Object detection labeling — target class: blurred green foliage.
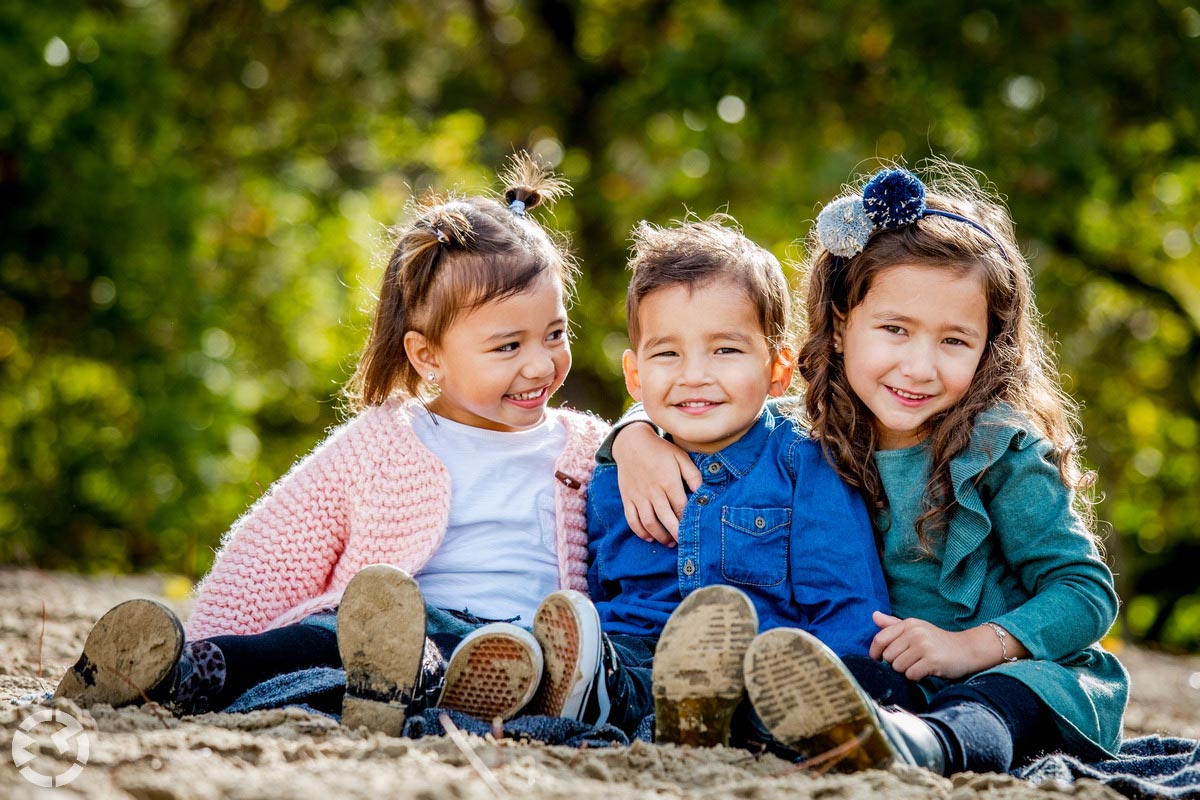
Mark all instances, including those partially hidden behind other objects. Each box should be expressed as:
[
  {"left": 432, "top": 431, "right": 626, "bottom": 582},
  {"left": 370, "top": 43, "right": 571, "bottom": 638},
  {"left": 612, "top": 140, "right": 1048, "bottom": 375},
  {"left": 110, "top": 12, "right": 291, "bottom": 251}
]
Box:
[{"left": 2, "top": 0, "right": 1199, "bottom": 649}]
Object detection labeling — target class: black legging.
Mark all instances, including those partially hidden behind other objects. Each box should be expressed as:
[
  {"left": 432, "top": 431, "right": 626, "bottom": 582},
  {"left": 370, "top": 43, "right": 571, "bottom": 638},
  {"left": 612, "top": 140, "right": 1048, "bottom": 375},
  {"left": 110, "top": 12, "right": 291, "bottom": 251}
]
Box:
[
  {"left": 207, "top": 625, "right": 342, "bottom": 711},
  {"left": 843, "top": 654, "right": 1060, "bottom": 773},
  {"left": 203, "top": 620, "right": 469, "bottom": 715}
]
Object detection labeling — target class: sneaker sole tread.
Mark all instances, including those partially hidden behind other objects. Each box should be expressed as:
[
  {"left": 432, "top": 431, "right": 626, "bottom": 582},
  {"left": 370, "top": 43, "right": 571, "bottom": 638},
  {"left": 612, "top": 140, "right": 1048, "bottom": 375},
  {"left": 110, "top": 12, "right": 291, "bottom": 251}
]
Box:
[
  {"left": 529, "top": 591, "right": 598, "bottom": 719},
  {"left": 439, "top": 633, "right": 540, "bottom": 721}
]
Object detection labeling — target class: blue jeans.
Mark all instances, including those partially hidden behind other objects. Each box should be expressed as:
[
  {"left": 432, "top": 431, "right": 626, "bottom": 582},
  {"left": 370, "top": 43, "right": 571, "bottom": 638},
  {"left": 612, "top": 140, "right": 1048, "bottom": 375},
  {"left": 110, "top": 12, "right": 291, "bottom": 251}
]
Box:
[
  {"left": 602, "top": 633, "right": 810, "bottom": 748},
  {"left": 604, "top": 634, "right": 658, "bottom": 734}
]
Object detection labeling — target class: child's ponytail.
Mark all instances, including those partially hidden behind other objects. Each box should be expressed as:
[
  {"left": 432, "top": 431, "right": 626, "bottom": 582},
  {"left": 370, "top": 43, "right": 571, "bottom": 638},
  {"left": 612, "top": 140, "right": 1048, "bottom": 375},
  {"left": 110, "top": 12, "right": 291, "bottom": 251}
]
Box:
[{"left": 500, "top": 152, "right": 571, "bottom": 216}]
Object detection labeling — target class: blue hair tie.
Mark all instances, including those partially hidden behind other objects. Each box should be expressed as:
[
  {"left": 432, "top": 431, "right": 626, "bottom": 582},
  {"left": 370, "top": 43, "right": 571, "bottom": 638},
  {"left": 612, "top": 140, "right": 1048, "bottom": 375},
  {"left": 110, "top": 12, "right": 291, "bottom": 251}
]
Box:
[
  {"left": 508, "top": 198, "right": 527, "bottom": 217},
  {"left": 816, "top": 168, "right": 1009, "bottom": 261}
]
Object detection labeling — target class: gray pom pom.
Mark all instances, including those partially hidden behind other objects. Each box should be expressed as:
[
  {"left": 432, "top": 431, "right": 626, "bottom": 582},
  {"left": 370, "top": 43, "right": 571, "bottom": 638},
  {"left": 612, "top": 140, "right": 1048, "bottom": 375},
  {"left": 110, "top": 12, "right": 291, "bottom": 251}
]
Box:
[{"left": 816, "top": 196, "right": 874, "bottom": 258}]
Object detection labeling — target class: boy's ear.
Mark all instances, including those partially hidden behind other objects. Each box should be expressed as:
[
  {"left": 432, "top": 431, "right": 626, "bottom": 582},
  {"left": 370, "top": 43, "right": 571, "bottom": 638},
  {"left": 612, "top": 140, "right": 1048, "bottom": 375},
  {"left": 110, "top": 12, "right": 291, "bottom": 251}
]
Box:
[
  {"left": 768, "top": 347, "right": 795, "bottom": 397},
  {"left": 621, "top": 349, "right": 643, "bottom": 401},
  {"left": 404, "top": 331, "right": 439, "bottom": 378}
]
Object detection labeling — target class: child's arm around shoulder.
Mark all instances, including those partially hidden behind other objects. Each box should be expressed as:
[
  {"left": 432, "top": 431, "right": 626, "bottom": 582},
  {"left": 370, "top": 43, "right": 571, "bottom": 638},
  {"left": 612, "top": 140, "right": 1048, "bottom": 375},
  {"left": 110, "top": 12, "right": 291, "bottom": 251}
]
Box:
[
  {"left": 785, "top": 425, "right": 891, "bottom": 657},
  {"left": 185, "top": 410, "right": 377, "bottom": 639},
  {"left": 600, "top": 403, "right": 702, "bottom": 546}
]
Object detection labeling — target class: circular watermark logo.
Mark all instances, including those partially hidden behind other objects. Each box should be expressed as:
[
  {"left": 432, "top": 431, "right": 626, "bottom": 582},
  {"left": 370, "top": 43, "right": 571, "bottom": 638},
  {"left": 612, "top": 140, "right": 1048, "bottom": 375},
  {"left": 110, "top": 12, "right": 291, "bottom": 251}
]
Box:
[{"left": 11, "top": 708, "right": 91, "bottom": 788}]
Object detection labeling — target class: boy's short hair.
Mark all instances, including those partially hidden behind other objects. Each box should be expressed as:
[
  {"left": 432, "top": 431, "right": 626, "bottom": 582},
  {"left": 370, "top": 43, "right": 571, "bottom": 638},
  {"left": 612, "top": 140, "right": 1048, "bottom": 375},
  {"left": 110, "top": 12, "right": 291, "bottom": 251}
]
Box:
[{"left": 625, "top": 215, "right": 791, "bottom": 351}]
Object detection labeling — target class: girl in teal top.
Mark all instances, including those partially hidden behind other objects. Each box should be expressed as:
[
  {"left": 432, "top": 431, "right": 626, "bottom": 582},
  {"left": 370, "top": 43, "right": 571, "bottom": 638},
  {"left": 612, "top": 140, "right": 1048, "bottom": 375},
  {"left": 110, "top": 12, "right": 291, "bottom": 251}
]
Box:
[{"left": 612, "top": 162, "right": 1127, "bottom": 775}]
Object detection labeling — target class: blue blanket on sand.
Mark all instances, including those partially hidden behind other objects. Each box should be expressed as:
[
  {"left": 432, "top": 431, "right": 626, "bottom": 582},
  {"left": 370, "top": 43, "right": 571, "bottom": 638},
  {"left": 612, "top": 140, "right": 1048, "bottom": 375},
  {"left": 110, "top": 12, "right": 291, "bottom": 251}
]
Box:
[
  {"left": 1015, "top": 737, "right": 1200, "bottom": 799},
  {"left": 60, "top": 666, "right": 1200, "bottom": 798},
  {"left": 222, "top": 666, "right": 655, "bottom": 747}
]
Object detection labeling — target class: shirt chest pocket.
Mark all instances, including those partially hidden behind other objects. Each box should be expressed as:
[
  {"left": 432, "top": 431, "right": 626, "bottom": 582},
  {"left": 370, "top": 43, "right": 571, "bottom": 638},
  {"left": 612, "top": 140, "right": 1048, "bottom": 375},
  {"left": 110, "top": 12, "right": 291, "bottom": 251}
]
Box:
[{"left": 720, "top": 506, "right": 790, "bottom": 587}]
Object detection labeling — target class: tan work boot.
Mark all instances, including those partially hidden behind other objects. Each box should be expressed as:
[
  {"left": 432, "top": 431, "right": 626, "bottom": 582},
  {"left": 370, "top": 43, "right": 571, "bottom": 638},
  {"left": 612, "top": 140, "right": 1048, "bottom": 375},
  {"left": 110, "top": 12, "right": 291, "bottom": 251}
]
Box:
[
  {"left": 652, "top": 585, "right": 759, "bottom": 747},
  {"left": 338, "top": 564, "right": 427, "bottom": 736},
  {"left": 54, "top": 599, "right": 184, "bottom": 709},
  {"left": 744, "top": 626, "right": 946, "bottom": 773}
]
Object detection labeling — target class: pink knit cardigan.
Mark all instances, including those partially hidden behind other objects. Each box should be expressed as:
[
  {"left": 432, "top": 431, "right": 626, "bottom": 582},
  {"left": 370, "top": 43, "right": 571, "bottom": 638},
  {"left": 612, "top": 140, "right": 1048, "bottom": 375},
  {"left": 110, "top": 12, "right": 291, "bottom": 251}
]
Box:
[{"left": 185, "top": 400, "right": 610, "bottom": 640}]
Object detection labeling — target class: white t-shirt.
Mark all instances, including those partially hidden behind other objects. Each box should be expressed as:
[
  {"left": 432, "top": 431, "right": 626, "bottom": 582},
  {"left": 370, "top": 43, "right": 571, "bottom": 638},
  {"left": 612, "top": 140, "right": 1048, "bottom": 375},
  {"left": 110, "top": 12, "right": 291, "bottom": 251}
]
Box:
[{"left": 410, "top": 408, "right": 566, "bottom": 625}]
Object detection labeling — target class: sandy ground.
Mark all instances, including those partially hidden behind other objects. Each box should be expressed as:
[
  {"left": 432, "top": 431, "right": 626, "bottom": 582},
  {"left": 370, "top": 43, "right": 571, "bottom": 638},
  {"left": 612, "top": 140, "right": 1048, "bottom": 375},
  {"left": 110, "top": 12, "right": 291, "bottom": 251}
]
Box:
[{"left": 2, "top": 568, "right": 1198, "bottom": 799}]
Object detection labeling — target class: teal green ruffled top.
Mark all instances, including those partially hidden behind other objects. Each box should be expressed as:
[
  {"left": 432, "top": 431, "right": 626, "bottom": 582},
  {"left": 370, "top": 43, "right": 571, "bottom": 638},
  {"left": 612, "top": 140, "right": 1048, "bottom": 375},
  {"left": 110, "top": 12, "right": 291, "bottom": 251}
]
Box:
[{"left": 874, "top": 404, "right": 1128, "bottom": 759}]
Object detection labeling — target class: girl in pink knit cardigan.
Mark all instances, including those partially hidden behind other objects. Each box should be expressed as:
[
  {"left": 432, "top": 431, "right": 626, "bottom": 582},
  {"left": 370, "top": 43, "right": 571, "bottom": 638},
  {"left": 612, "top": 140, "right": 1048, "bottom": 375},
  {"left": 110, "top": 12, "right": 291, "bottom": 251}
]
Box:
[{"left": 56, "top": 155, "right": 613, "bottom": 735}]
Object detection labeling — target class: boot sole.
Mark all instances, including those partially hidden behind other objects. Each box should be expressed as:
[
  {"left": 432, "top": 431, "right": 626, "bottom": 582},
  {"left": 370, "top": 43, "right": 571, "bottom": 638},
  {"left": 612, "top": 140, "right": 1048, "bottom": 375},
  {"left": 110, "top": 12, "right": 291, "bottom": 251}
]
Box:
[
  {"left": 652, "top": 585, "right": 758, "bottom": 747},
  {"left": 54, "top": 599, "right": 184, "bottom": 708},
  {"left": 743, "top": 627, "right": 898, "bottom": 770},
  {"left": 337, "top": 565, "right": 425, "bottom": 736},
  {"left": 438, "top": 624, "right": 541, "bottom": 721}
]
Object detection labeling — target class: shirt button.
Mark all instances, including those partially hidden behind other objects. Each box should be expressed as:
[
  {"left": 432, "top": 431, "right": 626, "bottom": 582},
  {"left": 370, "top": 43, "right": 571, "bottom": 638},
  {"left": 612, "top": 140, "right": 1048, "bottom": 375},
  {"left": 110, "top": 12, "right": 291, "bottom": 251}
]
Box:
[
  {"left": 696, "top": 496, "right": 709, "bottom": 506},
  {"left": 683, "top": 559, "right": 696, "bottom": 576},
  {"left": 755, "top": 517, "right": 766, "bottom": 529},
  {"left": 707, "top": 462, "right": 721, "bottom": 474}
]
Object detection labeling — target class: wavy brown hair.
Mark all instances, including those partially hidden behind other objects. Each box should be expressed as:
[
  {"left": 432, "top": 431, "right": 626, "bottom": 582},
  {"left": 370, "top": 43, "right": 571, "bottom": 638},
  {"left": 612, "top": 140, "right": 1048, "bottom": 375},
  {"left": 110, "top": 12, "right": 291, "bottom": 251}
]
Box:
[
  {"left": 345, "top": 153, "right": 574, "bottom": 411},
  {"left": 797, "top": 160, "right": 1095, "bottom": 553}
]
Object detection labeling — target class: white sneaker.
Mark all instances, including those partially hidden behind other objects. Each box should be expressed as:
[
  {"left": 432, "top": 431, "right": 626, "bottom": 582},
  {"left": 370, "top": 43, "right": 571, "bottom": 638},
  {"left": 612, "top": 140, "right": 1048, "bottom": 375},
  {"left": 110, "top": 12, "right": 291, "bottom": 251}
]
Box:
[
  {"left": 437, "top": 623, "right": 543, "bottom": 722},
  {"left": 528, "top": 590, "right": 610, "bottom": 725}
]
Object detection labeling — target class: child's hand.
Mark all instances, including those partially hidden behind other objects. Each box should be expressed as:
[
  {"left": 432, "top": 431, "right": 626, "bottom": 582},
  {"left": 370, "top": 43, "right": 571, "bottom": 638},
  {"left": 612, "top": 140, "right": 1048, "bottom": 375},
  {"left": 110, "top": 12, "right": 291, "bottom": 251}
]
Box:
[
  {"left": 611, "top": 422, "right": 701, "bottom": 546},
  {"left": 869, "top": 611, "right": 1012, "bottom": 681}
]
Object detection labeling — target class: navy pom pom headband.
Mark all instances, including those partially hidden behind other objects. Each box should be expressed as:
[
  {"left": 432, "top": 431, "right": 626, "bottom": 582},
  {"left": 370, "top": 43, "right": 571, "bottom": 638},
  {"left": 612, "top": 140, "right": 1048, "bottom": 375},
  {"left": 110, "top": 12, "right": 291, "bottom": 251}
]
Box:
[{"left": 816, "top": 168, "right": 1009, "bottom": 261}]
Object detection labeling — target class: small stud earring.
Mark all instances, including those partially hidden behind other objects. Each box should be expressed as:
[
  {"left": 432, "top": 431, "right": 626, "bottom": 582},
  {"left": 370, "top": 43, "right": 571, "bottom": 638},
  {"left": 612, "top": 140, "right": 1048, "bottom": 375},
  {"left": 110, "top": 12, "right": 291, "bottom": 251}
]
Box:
[{"left": 427, "top": 372, "right": 436, "bottom": 383}]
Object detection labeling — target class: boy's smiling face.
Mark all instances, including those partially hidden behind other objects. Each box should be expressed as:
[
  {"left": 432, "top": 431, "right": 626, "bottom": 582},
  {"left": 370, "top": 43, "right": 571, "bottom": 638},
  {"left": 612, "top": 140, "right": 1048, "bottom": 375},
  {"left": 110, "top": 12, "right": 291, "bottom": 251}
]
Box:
[{"left": 622, "top": 278, "right": 793, "bottom": 454}]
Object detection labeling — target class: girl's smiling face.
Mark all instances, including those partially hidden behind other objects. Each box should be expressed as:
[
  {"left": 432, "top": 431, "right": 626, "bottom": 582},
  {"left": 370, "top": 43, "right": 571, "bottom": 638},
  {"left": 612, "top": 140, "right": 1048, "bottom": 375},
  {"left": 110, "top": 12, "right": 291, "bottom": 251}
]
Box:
[
  {"left": 836, "top": 263, "right": 989, "bottom": 450},
  {"left": 412, "top": 274, "right": 571, "bottom": 432}
]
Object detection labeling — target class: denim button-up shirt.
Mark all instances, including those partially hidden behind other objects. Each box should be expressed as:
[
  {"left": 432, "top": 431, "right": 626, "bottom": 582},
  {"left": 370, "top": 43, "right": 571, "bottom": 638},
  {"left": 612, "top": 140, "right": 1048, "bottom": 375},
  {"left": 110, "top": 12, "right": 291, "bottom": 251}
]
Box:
[{"left": 587, "top": 408, "right": 889, "bottom": 656}]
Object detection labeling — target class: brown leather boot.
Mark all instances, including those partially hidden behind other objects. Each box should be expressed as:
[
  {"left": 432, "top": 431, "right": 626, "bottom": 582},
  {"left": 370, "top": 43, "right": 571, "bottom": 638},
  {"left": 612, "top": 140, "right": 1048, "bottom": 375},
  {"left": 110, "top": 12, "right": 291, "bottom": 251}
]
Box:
[
  {"left": 54, "top": 599, "right": 184, "bottom": 709},
  {"left": 744, "top": 626, "right": 946, "bottom": 774}
]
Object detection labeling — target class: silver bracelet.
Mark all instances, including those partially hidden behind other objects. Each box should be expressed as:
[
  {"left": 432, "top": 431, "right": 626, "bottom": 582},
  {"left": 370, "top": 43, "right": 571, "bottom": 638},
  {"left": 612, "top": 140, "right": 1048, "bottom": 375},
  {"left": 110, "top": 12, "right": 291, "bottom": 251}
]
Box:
[{"left": 984, "top": 622, "right": 1019, "bottom": 663}]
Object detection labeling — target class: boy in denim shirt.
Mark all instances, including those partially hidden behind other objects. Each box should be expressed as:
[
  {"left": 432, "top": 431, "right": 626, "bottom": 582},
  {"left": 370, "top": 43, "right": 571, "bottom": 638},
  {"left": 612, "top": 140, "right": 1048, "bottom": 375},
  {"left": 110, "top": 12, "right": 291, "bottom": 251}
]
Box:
[{"left": 585, "top": 217, "right": 889, "bottom": 746}]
